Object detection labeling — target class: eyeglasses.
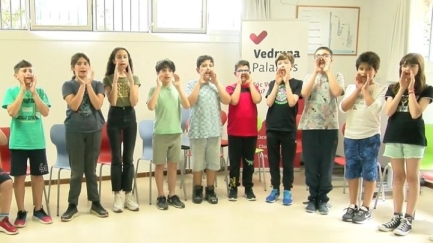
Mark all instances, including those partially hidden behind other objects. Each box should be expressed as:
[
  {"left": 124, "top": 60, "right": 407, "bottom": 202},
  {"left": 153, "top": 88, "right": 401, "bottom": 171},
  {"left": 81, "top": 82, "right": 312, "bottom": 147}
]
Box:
[
  {"left": 236, "top": 69, "right": 250, "bottom": 73},
  {"left": 314, "top": 54, "right": 330, "bottom": 59}
]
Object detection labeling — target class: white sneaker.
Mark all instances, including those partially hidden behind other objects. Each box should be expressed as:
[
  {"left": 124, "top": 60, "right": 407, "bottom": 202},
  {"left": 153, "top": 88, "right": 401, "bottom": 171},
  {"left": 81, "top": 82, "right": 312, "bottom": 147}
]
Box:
[
  {"left": 124, "top": 193, "right": 139, "bottom": 211},
  {"left": 112, "top": 193, "right": 123, "bottom": 213}
]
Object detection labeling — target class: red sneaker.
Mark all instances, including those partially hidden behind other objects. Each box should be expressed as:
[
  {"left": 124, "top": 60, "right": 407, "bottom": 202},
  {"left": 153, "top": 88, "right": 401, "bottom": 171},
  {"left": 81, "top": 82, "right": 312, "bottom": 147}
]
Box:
[{"left": 0, "top": 217, "right": 18, "bottom": 235}]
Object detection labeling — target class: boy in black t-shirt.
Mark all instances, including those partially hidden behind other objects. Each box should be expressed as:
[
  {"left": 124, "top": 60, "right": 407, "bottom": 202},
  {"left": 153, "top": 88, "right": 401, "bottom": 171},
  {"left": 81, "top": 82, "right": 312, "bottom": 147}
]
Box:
[
  {"left": 264, "top": 52, "right": 302, "bottom": 206},
  {"left": 378, "top": 53, "right": 433, "bottom": 237}
]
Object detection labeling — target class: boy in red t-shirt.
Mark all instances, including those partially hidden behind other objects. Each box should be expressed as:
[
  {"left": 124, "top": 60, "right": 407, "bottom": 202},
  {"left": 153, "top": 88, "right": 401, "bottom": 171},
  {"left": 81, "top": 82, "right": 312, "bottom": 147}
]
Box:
[{"left": 226, "top": 60, "right": 262, "bottom": 201}]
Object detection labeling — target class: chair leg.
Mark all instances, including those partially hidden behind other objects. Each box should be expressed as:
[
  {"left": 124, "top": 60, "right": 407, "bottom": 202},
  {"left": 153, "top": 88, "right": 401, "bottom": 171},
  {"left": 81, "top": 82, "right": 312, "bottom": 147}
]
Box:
[
  {"left": 47, "top": 166, "right": 54, "bottom": 208},
  {"left": 224, "top": 155, "right": 229, "bottom": 196},
  {"left": 149, "top": 161, "right": 152, "bottom": 205},
  {"left": 56, "top": 168, "right": 62, "bottom": 217},
  {"left": 180, "top": 149, "right": 187, "bottom": 189},
  {"left": 374, "top": 163, "right": 384, "bottom": 209},
  {"left": 134, "top": 159, "right": 141, "bottom": 204},
  {"left": 180, "top": 156, "right": 187, "bottom": 201}
]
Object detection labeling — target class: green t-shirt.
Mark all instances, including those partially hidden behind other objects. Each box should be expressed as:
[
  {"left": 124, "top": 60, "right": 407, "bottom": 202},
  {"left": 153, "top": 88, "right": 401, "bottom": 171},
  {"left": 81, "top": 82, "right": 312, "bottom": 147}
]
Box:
[
  {"left": 2, "top": 86, "right": 51, "bottom": 149},
  {"left": 103, "top": 75, "right": 141, "bottom": 107},
  {"left": 148, "top": 85, "right": 182, "bottom": 134}
]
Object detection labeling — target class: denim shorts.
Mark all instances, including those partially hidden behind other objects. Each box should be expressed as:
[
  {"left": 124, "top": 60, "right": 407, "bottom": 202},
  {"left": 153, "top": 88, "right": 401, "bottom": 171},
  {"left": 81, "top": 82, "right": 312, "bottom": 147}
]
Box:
[
  {"left": 344, "top": 134, "right": 381, "bottom": 181},
  {"left": 383, "top": 143, "right": 425, "bottom": 159}
]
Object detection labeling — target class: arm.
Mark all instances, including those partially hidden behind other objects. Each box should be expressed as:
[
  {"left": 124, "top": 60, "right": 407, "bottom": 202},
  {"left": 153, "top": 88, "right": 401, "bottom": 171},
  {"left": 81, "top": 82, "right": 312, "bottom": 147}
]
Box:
[
  {"left": 326, "top": 71, "right": 344, "bottom": 97},
  {"left": 230, "top": 84, "right": 242, "bottom": 105},
  {"left": 266, "top": 82, "right": 277, "bottom": 107},
  {"left": 187, "top": 82, "right": 201, "bottom": 107},
  {"left": 365, "top": 86, "right": 387, "bottom": 114},
  {"left": 105, "top": 76, "right": 118, "bottom": 106},
  {"left": 285, "top": 83, "right": 299, "bottom": 107},
  {"left": 0, "top": 130, "right": 7, "bottom": 146},
  {"left": 215, "top": 82, "right": 231, "bottom": 105},
  {"left": 147, "top": 87, "right": 160, "bottom": 111},
  {"left": 32, "top": 92, "right": 50, "bottom": 117},
  {"left": 176, "top": 86, "right": 190, "bottom": 109},
  {"left": 301, "top": 73, "right": 318, "bottom": 99},
  {"left": 64, "top": 83, "right": 86, "bottom": 111},
  {"left": 408, "top": 94, "right": 431, "bottom": 119},
  {"left": 385, "top": 88, "right": 404, "bottom": 117},
  {"left": 249, "top": 83, "right": 262, "bottom": 104},
  {"left": 129, "top": 76, "right": 139, "bottom": 107},
  {"left": 340, "top": 85, "right": 359, "bottom": 112},
  {"left": 86, "top": 83, "right": 104, "bottom": 110},
  {"left": 6, "top": 89, "right": 25, "bottom": 117}
]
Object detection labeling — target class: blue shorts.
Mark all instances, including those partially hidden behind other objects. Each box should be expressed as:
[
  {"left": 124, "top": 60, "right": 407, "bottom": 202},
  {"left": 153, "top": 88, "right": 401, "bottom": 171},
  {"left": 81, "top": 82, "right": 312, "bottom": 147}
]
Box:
[{"left": 344, "top": 134, "right": 381, "bottom": 181}]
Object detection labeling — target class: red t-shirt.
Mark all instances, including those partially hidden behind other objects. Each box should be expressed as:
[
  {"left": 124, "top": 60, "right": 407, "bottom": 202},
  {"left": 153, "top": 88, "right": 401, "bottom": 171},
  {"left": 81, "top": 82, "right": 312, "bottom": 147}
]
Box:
[{"left": 226, "top": 83, "right": 259, "bottom": 136}]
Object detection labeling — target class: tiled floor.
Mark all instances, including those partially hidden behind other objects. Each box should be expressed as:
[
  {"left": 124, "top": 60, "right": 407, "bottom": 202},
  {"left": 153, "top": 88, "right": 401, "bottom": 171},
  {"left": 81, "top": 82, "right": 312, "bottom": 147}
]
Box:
[{"left": 1, "top": 170, "right": 433, "bottom": 243}]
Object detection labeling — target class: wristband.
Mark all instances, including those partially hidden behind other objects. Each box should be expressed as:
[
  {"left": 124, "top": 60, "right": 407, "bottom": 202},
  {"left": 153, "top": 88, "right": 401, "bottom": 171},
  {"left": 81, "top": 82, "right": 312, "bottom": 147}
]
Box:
[{"left": 408, "top": 90, "right": 414, "bottom": 94}]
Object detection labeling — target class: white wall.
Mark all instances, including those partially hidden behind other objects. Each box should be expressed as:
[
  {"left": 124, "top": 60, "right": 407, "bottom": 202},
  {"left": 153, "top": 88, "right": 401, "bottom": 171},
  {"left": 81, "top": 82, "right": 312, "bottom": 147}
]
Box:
[
  {"left": 0, "top": 31, "right": 240, "bottom": 178},
  {"left": 0, "top": 0, "right": 417, "bottom": 178}
]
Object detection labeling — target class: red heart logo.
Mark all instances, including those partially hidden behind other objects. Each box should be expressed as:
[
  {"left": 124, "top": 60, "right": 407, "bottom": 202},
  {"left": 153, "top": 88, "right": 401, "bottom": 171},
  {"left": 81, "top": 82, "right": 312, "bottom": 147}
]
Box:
[{"left": 250, "top": 31, "right": 268, "bottom": 45}]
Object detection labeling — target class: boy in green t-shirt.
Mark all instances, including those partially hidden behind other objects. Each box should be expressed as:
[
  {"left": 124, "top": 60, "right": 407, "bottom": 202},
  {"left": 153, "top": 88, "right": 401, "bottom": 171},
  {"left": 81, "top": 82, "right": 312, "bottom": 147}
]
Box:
[
  {"left": 2, "top": 60, "right": 52, "bottom": 227},
  {"left": 147, "top": 59, "right": 190, "bottom": 210}
]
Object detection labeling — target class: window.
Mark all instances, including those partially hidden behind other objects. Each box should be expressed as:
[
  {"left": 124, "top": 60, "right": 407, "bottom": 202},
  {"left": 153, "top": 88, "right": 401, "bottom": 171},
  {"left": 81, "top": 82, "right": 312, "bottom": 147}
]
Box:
[
  {"left": 152, "top": 0, "right": 206, "bottom": 33},
  {"left": 207, "top": 0, "right": 241, "bottom": 32},
  {"left": 0, "top": 0, "right": 27, "bottom": 29},
  {"left": 30, "top": 0, "right": 92, "bottom": 30},
  {"left": 409, "top": 0, "right": 433, "bottom": 60},
  {"left": 94, "top": 0, "right": 149, "bottom": 32}
]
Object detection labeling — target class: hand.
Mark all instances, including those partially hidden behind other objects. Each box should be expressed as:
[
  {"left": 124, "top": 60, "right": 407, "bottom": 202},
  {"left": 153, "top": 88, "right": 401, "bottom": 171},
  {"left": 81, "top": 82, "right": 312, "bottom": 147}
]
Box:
[
  {"left": 199, "top": 69, "right": 207, "bottom": 85},
  {"left": 156, "top": 76, "right": 162, "bottom": 87},
  {"left": 86, "top": 70, "right": 95, "bottom": 85},
  {"left": 399, "top": 71, "right": 410, "bottom": 91},
  {"left": 30, "top": 75, "right": 37, "bottom": 94},
  {"left": 314, "top": 58, "right": 324, "bottom": 73},
  {"left": 19, "top": 78, "right": 26, "bottom": 91},
  {"left": 209, "top": 70, "right": 217, "bottom": 84},
  {"left": 408, "top": 70, "right": 415, "bottom": 90},
  {"left": 126, "top": 64, "right": 134, "bottom": 82},
  {"left": 323, "top": 59, "right": 331, "bottom": 72},
  {"left": 236, "top": 73, "right": 243, "bottom": 85},
  {"left": 246, "top": 75, "right": 253, "bottom": 85},
  {"left": 275, "top": 69, "right": 284, "bottom": 84},
  {"left": 361, "top": 80, "right": 369, "bottom": 94},
  {"left": 173, "top": 73, "right": 180, "bottom": 87},
  {"left": 113, "top": 63, "right": 119, "bottom": 83}
]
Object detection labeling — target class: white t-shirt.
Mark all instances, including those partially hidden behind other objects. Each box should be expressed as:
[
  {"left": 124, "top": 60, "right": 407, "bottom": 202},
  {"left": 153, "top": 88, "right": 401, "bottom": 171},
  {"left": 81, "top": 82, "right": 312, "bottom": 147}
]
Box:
[{"left": 339, "top": 82, "right": 387, "bottom": 139}]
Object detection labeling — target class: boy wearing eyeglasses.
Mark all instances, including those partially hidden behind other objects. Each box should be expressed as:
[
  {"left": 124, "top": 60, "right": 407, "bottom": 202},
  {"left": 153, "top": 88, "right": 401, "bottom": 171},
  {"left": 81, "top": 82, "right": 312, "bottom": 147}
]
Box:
[
  {"left": 226, "top": 60, "right": 262, "bottom": 201},
  {"left": 299, "top": 46, "right": 345, "bottom": 215},
  {"left": 264, "top": 52, "right": 303, "bottom": 206}
]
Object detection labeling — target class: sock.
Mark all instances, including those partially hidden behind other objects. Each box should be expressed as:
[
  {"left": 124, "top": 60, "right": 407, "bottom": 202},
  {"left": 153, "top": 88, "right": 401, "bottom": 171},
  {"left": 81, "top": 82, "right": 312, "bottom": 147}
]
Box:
[
  {"left": 394, "top": 212, "right": 403, "bottom": 217},
  {"left": 0, "top": 213, "right": 8, "bottom": 220},
  {"left": 349, "top": 204, "right": 357, "bottom": 209},
  {"left": 404, "top": 213, "right": 413, "bottom": 219},
  {"left": 361, "top": 205, "right": 369, "bottom": 211}
]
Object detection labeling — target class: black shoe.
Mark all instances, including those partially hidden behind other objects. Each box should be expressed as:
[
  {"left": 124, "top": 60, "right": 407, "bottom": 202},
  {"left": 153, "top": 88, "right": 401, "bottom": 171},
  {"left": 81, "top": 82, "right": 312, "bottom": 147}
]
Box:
[
  {"left": 245, "top": 188, "right": 256, "bottom": 201},
  {"left": 192, "top": 185, "right": 204, "bottom": 204},
  {"left": 353, "top": 206, "right": 371, "bottom": 224},
  {"left": 342, "top": 205, "right": 357, "bottom": 222},
  {"left": 205, "top": 186, "right": 218, "bottom": 204},
  {"left": 305, "top": 200, "right": 317, "bottom": 213},
  {"left": 167, "top": 195, "right": 185, "bottom": 209},
  {"left": 61, "top": 204, "right": 79, "bottom": 222},
  {"left": 393, "top": 217, "right": 412, "bottom": 236},
  {"left": 228, "top": 188, "right": 238, "bottom": 201},
  {"left": 318, "top": 201, "right": 329, "bottom": 215},
  {"left": 156, "top": 196, "right": 169, "bottom": 210},
  {"left": 90, "top": 201, "right": 109, "bottom": 218}
]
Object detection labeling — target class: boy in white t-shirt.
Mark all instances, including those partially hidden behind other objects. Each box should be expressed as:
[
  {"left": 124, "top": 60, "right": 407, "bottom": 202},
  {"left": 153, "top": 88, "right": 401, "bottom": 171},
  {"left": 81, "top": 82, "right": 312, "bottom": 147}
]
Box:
[{"left": 339, "top": 51, "right": 387, "bottom": 224}]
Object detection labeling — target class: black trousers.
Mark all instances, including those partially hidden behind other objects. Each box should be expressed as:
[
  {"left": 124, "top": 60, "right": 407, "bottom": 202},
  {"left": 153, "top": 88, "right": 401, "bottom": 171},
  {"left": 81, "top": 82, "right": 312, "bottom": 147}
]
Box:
[
  {"left": 302, "top": 129, "right": 338, "bottom": 203},
  {"left": 107, "top": 106, "right": 137, "bottom": 192},
  {"left": 228, "top": 135, "right": 257, "bottom": 189},
  {"left": 266, "top": 130, "right": 296, "bottom": 190}
]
